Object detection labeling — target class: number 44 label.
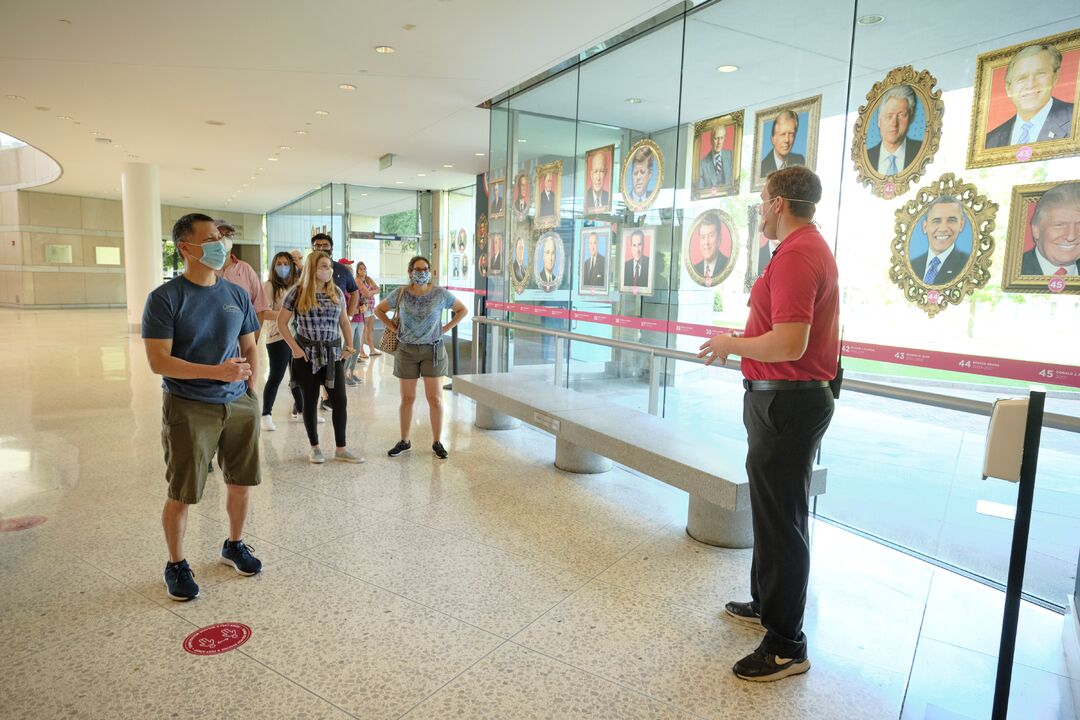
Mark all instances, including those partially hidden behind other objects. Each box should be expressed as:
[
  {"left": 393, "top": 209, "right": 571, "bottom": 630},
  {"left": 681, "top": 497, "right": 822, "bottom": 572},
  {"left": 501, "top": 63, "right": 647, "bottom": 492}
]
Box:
[{"left": 958, "top": 360, "right": 972, "bottom": 369}]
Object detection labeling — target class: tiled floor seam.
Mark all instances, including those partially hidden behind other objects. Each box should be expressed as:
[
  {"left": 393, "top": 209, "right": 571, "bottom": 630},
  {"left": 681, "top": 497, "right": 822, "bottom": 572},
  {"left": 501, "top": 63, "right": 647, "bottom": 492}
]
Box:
[
  {"left": 898, "top": 584, "right": 933, "bottom": 719},
  {"left": 392, "top": 638, "right": 512, "bottom": 719}
]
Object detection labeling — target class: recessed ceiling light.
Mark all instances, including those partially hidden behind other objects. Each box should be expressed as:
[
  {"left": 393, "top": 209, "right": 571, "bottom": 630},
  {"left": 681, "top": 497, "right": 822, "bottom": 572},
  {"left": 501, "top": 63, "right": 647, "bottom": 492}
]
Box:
[
  {"left": 716, "top": 65, "right": 738, "bottom": 73},
  {"left": 336, "top": 202, "right": 343, "bottom": 206},
  {"left": 295, "top": 130, "right": 308, "bottom": 135},
  {"left": 395, "top": 180, "right": 404, "bottom": 184},
  {"left": 442, "top": 164, "right": 453, "bottom": 168},
  {"left": 204, "top": 119, "right": 226, "bottom": 126},
  {"left": 257, "top": 167, "right": 264, "bottom": 171},
  {"left": 89, "top": 130, "right": 103, "bottom": 136},
  {"left": 338, "top": 83, "right": 357, "bottom": 91},
  {"left": 417, "top": 173, "right": 426, "bottom": 177},
  {"left": 374, "top": 45, "right": 395, "bottom": 54},
  {"left": 625, "top": 97, "right": 643, "bottom": 104},
  {"left": 314, "top": 110, "right": 329, "bottom": 116},
  {"left": 857, "top": 14, "right": 885, "bottom": 25},
  {"left": 360, "top": 192, "right": 368, "bottom": 196},
  {"left": 474, "top": 152, "right": 485, "bottom": 157},
  {"left": 5, "top": 95, "right": 25, "bottom": 100},
  {"left": 192, "top": 167, "right": 205, "bottom": 171},
  {"left": 56, "top": 115, "right": 72, "bottom": 120},
  {"left": 34, "top": 106, "right": 50, "bottom": 111},
  {"left": 279, "top": 145, "right": 291, "bottom": 150},
  {"left": 249, "top": 175, "right": 256, "bottom": 180},
  {"left": 267, "top": 157, "right": 278, "bottom": 161}
]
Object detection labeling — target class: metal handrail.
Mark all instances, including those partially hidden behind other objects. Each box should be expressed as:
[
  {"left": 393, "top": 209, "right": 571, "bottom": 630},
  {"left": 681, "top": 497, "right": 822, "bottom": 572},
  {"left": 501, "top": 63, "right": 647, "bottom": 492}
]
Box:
[{"left": 470, "top": 315, "right": 1080, "bottom": 433}]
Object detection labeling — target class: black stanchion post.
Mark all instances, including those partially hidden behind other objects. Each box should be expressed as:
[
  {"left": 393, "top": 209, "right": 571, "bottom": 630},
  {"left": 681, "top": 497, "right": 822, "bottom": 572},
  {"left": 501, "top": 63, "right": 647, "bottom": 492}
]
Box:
[{"left": 991, "top": 390, "right": 1045, "bottom": 720}]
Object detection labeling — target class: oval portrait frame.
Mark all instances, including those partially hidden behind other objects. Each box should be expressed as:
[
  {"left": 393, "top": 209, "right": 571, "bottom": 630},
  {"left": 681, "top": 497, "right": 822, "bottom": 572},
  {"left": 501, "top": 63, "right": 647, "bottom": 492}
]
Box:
[
  {"left": 621, "top": 138, "right": 664, "bottom": 214},
  {"left": 889, "top": 172, "right": 998, "bottom": 318},
  {"left": 851, "top": 66, "right": 944, "bottom": 200},
  {"left": 683, "top": 208, "right": 740, "bottom": 289},
  {"left": 532, "top": 231, "right": 566, "bottom": 293}
]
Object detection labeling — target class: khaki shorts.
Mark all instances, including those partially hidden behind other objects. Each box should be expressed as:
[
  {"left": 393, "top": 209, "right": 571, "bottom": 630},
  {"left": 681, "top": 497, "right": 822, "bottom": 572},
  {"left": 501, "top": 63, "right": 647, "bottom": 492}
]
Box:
[
  {"left": 393, "top": 342, "right": 449, "bottom": 379},
  {"left": 161, "top": 391, "right": 261, "bottom": 504}
]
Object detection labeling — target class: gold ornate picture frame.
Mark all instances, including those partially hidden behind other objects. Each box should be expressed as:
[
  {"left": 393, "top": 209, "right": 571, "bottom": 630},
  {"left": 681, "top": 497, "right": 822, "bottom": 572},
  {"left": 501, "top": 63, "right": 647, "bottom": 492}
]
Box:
[
  {"left": 968, "top": 29, "right": 1080, "bottom": 169},
  {"left": 750, "top": 95, "right": 821, "bottom": 192},
  {"left": 683, "top": 209, "right": 739, "bottom": 289},
  {"left": 851, "top": 66, "right": 943, "bottom": 200},
  {"left": 510, "top": 227, "right": 532, "bottom": 294},
  {"left": 583, "top": 145, "right": 615, "bottom": 216},
  {"left": 534, "top": 161, "right": 562, "bottom": 230},
  {"left": 488, "top": 178, "right": 506, "bottom": 220},
  {"left": 691, "top": 113, "right": 743, "bottom": 201},
  {"left": 889, "top": 173, "right": 998, "bottom": 318},
  {"left": 620, "top": 139, "right": 664, "bottom": 214},
  {"left": 511, "top": 170, "right": 532, "bottom": 221},
  {"left": 1002, "top": 181, "right": 1080, "bottom": 295},
  {"left": 533, "top": 231, "right": 566, "bottom": 293}
]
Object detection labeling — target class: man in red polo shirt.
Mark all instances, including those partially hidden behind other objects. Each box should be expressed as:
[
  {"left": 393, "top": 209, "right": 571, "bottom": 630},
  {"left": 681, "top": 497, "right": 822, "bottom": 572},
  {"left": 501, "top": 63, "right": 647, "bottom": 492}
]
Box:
[{"left": 698, "top": 165, "right": 839, "bottom": 682}]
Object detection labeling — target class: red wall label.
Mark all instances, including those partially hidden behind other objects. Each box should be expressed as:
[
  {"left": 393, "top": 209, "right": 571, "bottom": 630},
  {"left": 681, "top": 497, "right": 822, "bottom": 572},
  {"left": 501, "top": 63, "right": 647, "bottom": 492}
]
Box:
[{"left": 183, "top": 623, "right": 252, "bottom": 656}]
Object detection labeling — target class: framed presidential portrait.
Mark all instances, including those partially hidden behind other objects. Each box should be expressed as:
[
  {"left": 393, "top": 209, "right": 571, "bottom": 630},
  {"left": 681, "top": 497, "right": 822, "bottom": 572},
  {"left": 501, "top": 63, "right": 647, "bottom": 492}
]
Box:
[
  {"left": 510, "top": 231, "right": 532, "bottom": 294},
  {"left": 621, "top": 139, "right": 664, "bottom": 214},
  {"left": 511, "top": 171, "right": 532, "bottom": 221},
  {"left": 851, "top": 66, "right": 943, "bottom": 200},
  {"left": 1001, "top": 181, "right": 1080, "bottom": 295},
  {"left": 968, "top": 29, "right": 1080, "bottom": 169},
  {"left": 533, "top": 231, "right": 566, "bottom": 293},
  {"left": 618, "top": 226, "right": 656, "bottom": 295},
  {"left": 578, "top": 226, "right": 612, "bottom": 296},
  {"left": 750, "top": 95, "right": 821, "bottom": 193},
  {"left": 535, "top": 161, "right": 563, "bottom": 230},
  {"left": 691, "top": 112, "right": 743, "bottom": 201},
  {"left": 583, "top": 145, "right": 615, "bottom": 216},
  {"left": 487, "top": 231, "right": 506, "bottom": 278},
  {"left": 744, "top": 203, "right": 773, "bottom": 290},
  {"left": 683, "top": 209, "right": 739, "bottom": 289},
  {"left": 889, "top": 173, "right": 998, "bottom": 318},
  {"left": 478, "top": 253, "right": 488, "bottom": 279},
  {"left": 488, "top": 178, "right": 506, "bottom": 220}
]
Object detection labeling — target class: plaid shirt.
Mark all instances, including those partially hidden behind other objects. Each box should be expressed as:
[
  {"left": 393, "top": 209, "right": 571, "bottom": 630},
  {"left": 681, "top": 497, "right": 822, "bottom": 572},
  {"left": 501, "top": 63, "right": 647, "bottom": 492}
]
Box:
[{"left": 283, "top": 286, "right": 345, "bottom": 375}]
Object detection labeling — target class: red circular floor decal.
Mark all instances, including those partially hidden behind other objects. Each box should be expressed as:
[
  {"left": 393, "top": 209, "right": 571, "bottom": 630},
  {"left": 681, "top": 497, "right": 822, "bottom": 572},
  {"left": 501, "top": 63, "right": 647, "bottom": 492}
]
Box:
[
  {"left": 183, "top": 623, "right": 251, "bottom": 656},
  {"left": 0, "top": 515, "right": 47, "bottom": 532}
]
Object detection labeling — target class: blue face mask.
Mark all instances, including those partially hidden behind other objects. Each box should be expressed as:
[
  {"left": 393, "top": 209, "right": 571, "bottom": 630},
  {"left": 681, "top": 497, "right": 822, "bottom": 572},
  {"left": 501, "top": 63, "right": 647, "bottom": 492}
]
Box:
[
  {"left": 196, "top": 240, "right": 227, "bottom": 270},
  {"left": 274, "top": 264, "right": 292, "bottom": 279},
  {"left": 410, "top": 269, "right": 431, "bottom": 285}
]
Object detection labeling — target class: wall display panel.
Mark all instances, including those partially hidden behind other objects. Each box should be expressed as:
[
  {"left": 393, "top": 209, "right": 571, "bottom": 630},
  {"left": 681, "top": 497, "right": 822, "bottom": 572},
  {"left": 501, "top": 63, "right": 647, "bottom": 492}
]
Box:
[
  {"left": 1001, "top": 180, "right": 1080, "bottom": 294},
  {"left": 968, "top": 28, "right": 1080, "bottom": 169},
  {"left": 850, "top": 67, "right": 944, "bottom": 199}
]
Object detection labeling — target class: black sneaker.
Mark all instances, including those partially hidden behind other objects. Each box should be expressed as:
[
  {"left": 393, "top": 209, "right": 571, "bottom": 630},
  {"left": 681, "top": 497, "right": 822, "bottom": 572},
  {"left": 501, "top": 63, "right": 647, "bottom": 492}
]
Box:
[
  {"left": 220, "top": 539, "right": 262, "bottom": 576},
  {"left": 388, "top": 440, "right": 412, "bottom": 457},
  {"left": 733, "top": 649, "right": 810, "bottom": 682},
  {"left": 724, "top": 600, "right": 764, "bottom": 629},
  {"left": 432, "top": 442, "right": 448, "bottom": 459},
  {"left": 320, "top": 399, "right": 332, "bottom": 412},
  {"left": 164, "top": 559, "right": 199, "bottom": 601},
  {"left": 208, "top": 461, "right": 215, "bottom": 473}
]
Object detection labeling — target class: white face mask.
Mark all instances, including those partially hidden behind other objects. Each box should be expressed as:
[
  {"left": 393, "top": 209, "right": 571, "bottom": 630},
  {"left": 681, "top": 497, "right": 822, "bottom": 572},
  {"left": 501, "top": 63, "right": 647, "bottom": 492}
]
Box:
[
  {"left": 221, "top": 235, "right": 234, "bottom": 253},
  {"left": 315, "top": 268, "right": 333, "bottom": 283}
]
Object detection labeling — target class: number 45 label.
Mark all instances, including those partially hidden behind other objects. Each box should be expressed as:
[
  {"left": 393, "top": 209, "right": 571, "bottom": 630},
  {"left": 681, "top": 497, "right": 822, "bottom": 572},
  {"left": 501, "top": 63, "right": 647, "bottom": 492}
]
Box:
[{"left": 1039, "top": 369, "right": 1055, "bottom": 379}]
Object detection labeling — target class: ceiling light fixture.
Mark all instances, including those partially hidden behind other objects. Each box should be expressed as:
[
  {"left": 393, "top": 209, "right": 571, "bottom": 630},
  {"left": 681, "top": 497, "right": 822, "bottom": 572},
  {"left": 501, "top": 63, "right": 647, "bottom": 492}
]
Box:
[
  {"left": 474, "top": 152, "right": 485, "bottom": 157},
  {"left": 279, "top": 145, "right": 291, "bottom": 150},
  {"left": 89, "top": 130, "right": 103, "bottom": 135},
  {"left": 716, "top": 65, "right": 738, "bottom": 73},
  {"left": 417, "top": 173, "right": 426, "bottom": 177},
  {"left": 268, "top": 157, "right": 279, "bottom": 161},
  {"left": 6, "top": 95, "right": 25, "bottom": 100},
  {"left": 857, "top": 14, "right": 885, "bottom": 25},
  {"left": 257, "top": 167, "right": 264, "bottom": 171},
  {"left": 338, "top": 83, "right": 357, "bottom": 91},
  {"left": 374, "top": 45, "right": 395, "bottom": 54},
  {"left": 442, "top": 164, "right": 453, "bottom": 168},
  {"left": 314, "top": 110, "right": 329, "bottom": 116},
  {"left": 395, "top": 180, "right": 404, "bottom": 184},
  {"left": 295, "top": 130, "right": 308, "bottom": 135},
  {"left": 360, "top": 193, "right": 368, "bottom": 196},
  {"left": 56, "top": 115, "right": 72, "bottom": 120},
  {"left": 625, "top": 97, "right": 643, "bottom": 104}
]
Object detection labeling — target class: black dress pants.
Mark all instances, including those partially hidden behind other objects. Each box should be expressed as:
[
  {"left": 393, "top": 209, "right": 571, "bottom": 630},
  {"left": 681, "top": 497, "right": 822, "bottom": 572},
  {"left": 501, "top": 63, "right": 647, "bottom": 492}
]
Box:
[{"left": 742, "top": 387, "right": 834, "bottom": 658}]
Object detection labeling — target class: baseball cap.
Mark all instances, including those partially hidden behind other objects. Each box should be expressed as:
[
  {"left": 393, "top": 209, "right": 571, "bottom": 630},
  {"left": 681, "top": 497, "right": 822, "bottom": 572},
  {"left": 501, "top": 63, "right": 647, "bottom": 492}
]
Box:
[{"left": 338, "top": 257, "right": 353, "bottom": 265}]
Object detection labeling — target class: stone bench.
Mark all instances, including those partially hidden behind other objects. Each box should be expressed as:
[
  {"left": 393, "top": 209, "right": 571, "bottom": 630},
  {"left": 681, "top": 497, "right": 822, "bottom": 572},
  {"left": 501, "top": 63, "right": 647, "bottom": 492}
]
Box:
[{"left": 452, "top": 372, "right": 827, "bottom": 549}]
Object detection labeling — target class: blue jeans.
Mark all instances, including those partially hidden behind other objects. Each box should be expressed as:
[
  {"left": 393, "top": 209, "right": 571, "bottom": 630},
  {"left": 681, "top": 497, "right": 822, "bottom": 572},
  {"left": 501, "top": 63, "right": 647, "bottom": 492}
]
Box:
[{"left": 343, "top": 321, "right": 364, "bottom": 374}]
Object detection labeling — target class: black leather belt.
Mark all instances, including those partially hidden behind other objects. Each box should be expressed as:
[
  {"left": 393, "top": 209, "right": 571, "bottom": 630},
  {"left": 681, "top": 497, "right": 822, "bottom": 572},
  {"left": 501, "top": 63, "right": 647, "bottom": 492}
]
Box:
[{"left": 743, "top": 379, "right": 831, "bottom": 391}]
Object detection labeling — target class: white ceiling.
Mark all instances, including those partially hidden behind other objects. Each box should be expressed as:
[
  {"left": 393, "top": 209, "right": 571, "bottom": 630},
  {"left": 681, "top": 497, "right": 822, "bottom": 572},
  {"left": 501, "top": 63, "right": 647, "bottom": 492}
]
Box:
[{"left": 0, "top": 0, "right": 684, "bottom": 213}]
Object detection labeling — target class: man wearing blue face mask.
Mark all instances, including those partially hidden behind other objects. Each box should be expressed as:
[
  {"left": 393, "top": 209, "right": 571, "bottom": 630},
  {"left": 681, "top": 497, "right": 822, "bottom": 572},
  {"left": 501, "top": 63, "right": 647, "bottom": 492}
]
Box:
[{"left": 142, "top": 213, "right": 264, "bottom": 602}]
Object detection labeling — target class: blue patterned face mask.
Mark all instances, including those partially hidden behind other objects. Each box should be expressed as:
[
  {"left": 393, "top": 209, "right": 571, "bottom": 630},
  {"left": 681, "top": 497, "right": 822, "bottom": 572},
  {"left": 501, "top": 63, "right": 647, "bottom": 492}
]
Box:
[
  {"left": 410, "top": 270, "right": 431, "bottom": 285},
  {"left": 274, "top": 264, "right": 292, "bottom": 279}
]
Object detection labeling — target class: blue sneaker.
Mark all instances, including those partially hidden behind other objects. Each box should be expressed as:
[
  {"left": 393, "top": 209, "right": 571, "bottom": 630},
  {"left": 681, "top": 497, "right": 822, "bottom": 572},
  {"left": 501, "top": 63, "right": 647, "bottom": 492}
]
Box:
[
  {"left": 164, "top": 559, "right": 200, "bottom": 601},
  {"left": 221, "top": 539, "right": 262, "bottom": 576}
]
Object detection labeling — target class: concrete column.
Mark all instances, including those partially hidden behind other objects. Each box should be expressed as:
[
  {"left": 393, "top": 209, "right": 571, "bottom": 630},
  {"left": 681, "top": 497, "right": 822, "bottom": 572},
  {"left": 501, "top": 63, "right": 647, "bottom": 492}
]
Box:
[
  {"left": 121, "top": 163, "right": 162, "bottom": 330},
  {"left": 686, "top": 494, "right": 754, "bottom": 548},
  {"left": 554, "top": 438, "right": 612, "bottom": 474}
]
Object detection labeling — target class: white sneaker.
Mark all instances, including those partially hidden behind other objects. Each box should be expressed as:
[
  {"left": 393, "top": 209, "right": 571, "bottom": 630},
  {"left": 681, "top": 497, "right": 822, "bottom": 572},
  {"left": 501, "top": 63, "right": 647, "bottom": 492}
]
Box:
[
  {"left": 260, "top": 415, "right": 276, "bottom": 432},
  {"left": 334, "top": 449, "right": 366, "bottom": 464},
  {"left": 291, "top": 412, "right": 325, "bottom": 424},
  {"left": 309, "top": 447, "right": 325, "bottom": 464}
]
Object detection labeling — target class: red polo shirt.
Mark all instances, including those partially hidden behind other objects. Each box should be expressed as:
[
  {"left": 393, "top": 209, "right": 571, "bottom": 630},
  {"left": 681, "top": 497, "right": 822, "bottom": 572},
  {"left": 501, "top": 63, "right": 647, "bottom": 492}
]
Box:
[{"left": 741, "top": 224, "right": 839, "bottom": 381}]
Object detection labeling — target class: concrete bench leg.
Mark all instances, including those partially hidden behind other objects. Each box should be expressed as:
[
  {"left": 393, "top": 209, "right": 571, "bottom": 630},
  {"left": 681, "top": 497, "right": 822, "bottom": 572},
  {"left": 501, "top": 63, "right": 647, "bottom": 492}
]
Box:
[
  {"left": 686, "top": 494, "right": 753, "bottom": 548},
  {"left": 555, "top": 438, "right": 612, "bottom": 474},
  {"left": 474, "top": 404, "right": 520, "bottom": 430}
]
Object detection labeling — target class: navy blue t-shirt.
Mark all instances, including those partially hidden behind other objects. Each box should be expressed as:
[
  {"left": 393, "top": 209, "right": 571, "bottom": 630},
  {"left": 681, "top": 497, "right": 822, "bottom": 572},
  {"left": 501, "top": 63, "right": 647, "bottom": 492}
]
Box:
[
  {"left": 141, "top": 275, "right": 260, "bottom": 404},
  {"left": 332, "top": 260, "right": 359, "bottom": 297}
]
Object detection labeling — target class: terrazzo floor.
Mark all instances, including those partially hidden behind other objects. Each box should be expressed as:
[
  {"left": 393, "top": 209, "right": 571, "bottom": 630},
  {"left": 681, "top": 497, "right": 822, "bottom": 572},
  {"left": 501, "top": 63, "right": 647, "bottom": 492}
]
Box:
[{"left": 0, "top": 308, "right": 1072, "bottom": 719}]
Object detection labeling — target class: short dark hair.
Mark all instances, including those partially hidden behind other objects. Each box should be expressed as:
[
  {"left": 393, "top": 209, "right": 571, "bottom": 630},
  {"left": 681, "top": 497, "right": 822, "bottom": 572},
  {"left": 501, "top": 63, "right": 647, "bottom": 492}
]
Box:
[
  {"left": 766, "top": 167, "right": 822, "bottom": 219},
  {"left": 408, "top": 255, "right": 432, "bottom": 272},
  {"left": 172, "top": 213, "right": 216, "bottom": 244},
  {"left": 925, "top": 194, "right": 964, "bottom": 216},
  {"left": 311, "top": 233, "right": 333, "bottom": 248}
]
